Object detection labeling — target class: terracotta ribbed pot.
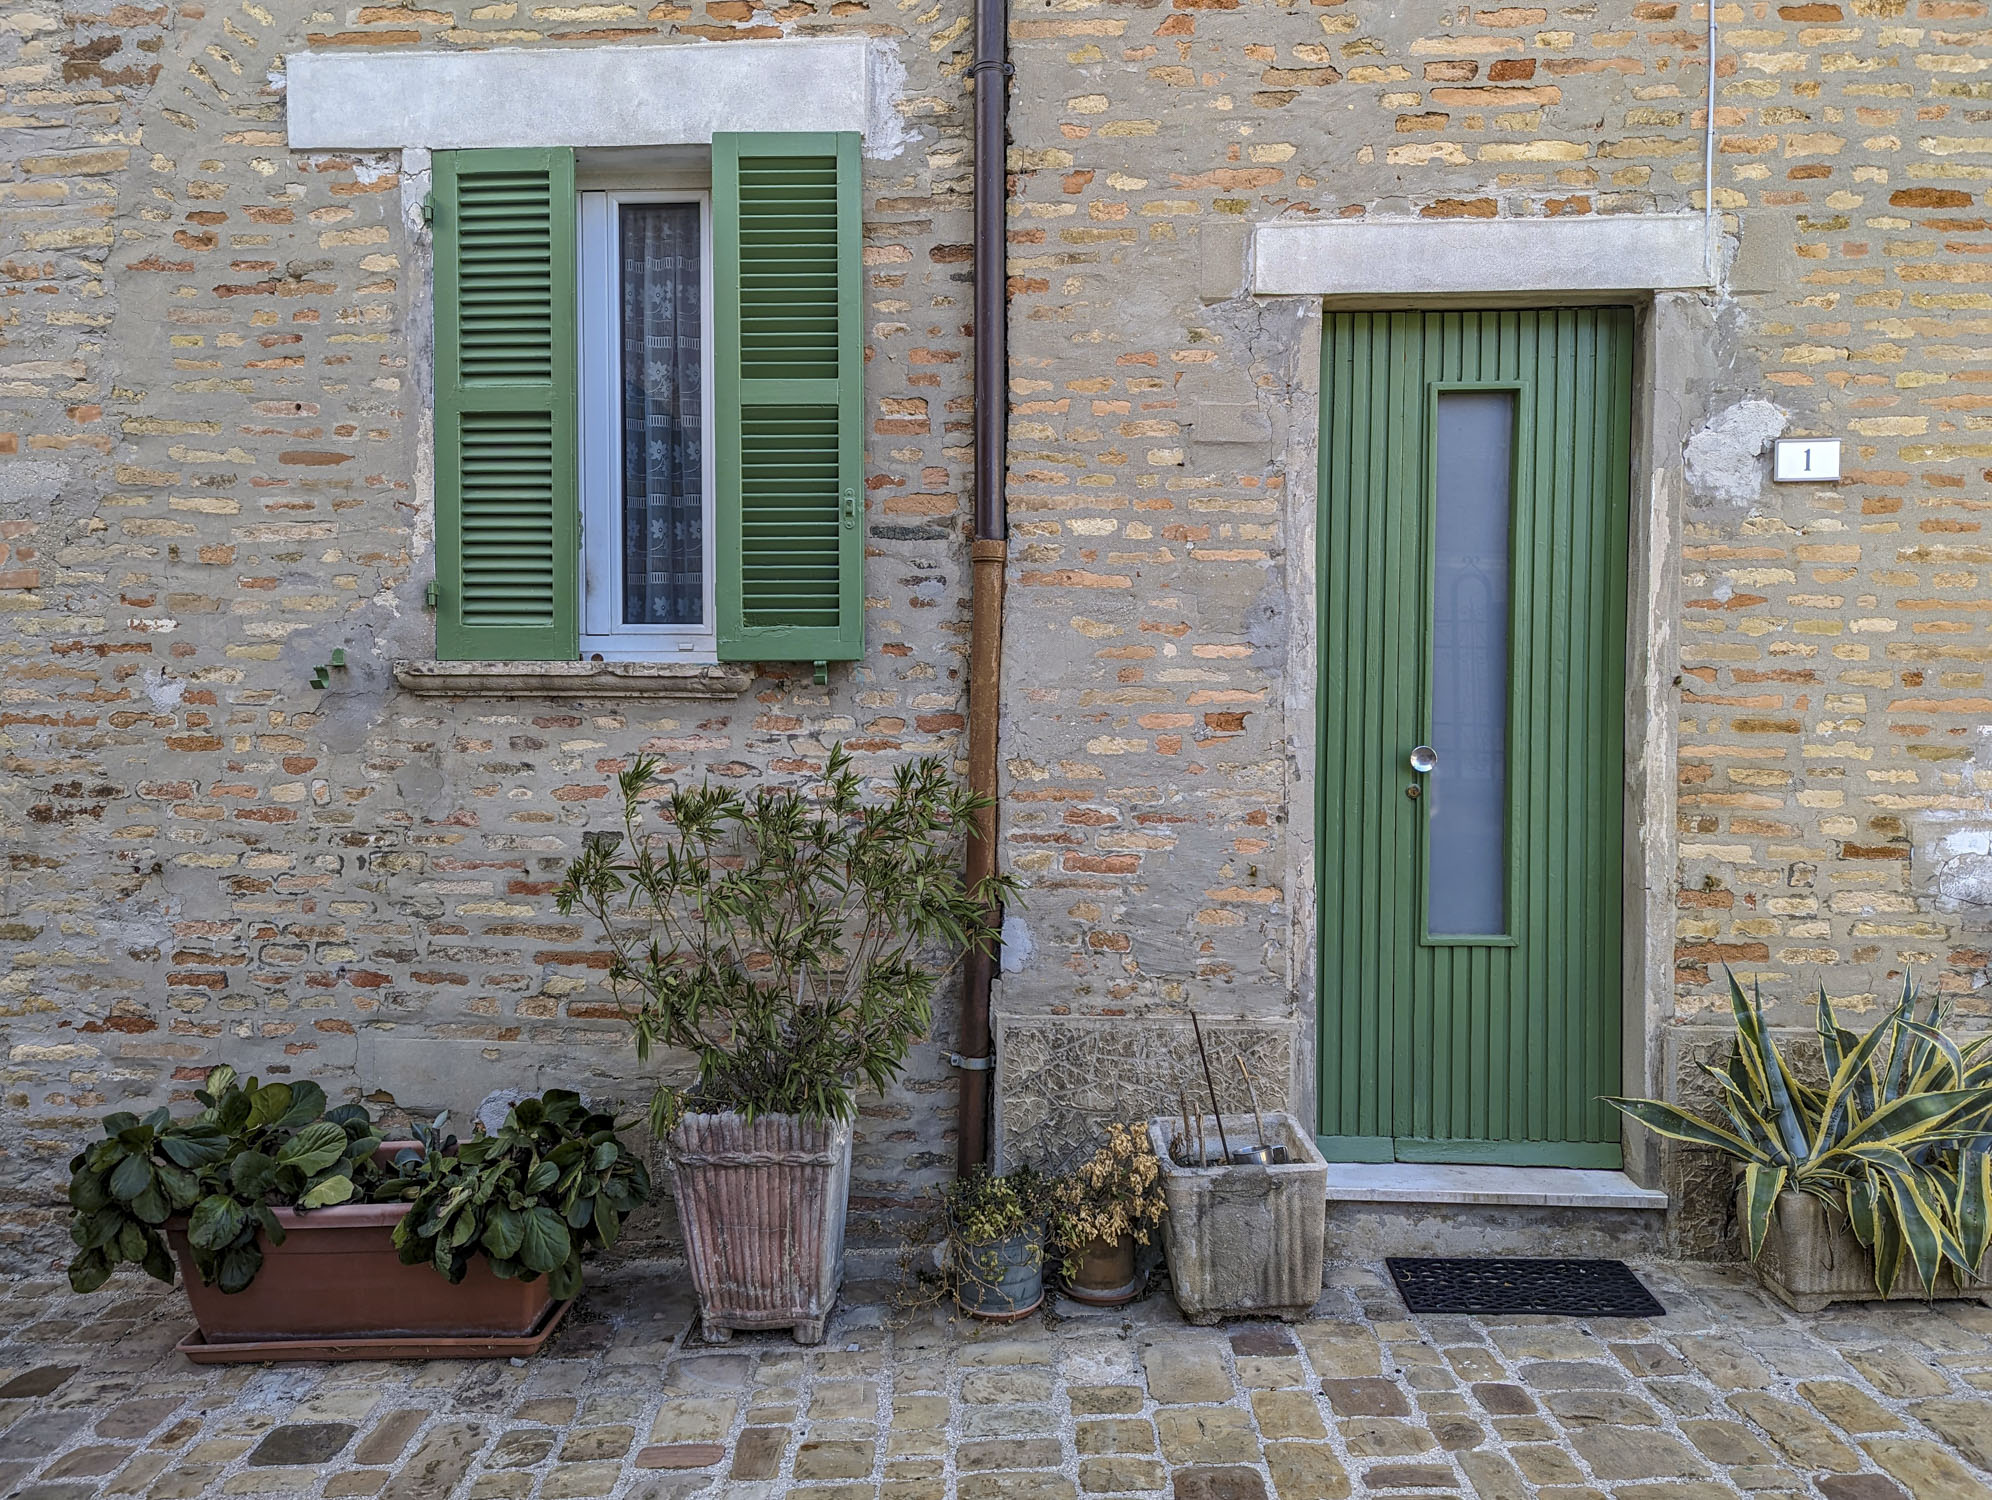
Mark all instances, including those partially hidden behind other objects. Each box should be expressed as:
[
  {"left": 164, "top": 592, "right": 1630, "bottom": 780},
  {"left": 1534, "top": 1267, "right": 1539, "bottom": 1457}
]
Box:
[
  {"left": 1064, "top": 1233, "right": 1140, "bottom": 1307},
  {"left": 666, "top": 1111, "right": 853, "bottom": 1345}
]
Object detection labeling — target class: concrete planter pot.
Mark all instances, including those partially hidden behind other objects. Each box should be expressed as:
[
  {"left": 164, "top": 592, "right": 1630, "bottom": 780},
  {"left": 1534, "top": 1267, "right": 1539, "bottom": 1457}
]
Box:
[
  {"left": 954, "top": 1227, "right": 1045, "bottom": 1321},
  {"left": 666, "top": 1110, "right": 853, "bottom": 1345},
  {"left": 1747, "top": 1187, "right": 1992, "bottom": 1313},
  {"left": 1148, "top": 1112, "right": 1327, "bottom": 1324}
]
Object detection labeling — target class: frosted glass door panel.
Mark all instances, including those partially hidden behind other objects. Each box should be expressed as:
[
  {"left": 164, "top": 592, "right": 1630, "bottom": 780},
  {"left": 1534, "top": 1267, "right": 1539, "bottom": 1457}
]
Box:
[{"left": 1427, "top": 391, "right": 1514, "bottom": 937}]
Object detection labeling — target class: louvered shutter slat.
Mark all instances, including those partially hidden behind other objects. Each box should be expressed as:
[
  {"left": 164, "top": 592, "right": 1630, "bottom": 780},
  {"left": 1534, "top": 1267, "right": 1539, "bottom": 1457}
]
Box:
[
  {"left": 433, "top": 149, "right": 578, "bottom": 660},
  {"left": 715, "top": 132, "right": 865, "bottom": 663}
]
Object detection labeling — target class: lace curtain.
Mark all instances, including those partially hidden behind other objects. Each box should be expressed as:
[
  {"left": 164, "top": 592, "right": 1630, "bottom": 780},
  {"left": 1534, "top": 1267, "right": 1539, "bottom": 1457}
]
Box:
[{"left": 618, "top": 202, "right": 704, "bottom": 625}]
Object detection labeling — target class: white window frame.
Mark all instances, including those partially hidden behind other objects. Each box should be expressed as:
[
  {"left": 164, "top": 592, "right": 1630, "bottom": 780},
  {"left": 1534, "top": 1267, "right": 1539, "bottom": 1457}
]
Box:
[{"left": 578, "top": 188, "right": 718, "bottom": 661}]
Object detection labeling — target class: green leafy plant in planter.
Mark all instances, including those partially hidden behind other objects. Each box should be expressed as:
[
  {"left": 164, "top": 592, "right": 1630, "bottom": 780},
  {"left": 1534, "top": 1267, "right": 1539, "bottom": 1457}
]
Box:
[
  {"left": 66, "top": 1065, "right": 382, "bottom": 1294},
  {"left": 1608, "top": 971, "right": 1992, "bottom": 1297},
  {"left": 379, "top": 1089, "right": 651, "bottom": 1302}
]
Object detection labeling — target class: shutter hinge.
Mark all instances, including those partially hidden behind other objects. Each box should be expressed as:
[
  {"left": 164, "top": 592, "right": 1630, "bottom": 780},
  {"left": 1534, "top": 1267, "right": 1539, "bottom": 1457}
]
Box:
[
  {"left": 946, "top": 1052, "right": 992, "bottom": 1072},
  {"left": 813, "top": 660, "right": 828, "bottom": 686},
  {"left": 420, "top": 193, "right": 434, "bottom": 227},
  {"left": 424, "top": 579, "right": 439, "bottom": 610}
]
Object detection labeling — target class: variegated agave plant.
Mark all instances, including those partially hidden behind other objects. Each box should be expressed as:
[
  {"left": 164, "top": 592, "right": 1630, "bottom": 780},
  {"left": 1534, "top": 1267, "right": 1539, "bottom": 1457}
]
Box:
[{"left": 1607, "top": 971, "right": 1992, "bottom": 1297}]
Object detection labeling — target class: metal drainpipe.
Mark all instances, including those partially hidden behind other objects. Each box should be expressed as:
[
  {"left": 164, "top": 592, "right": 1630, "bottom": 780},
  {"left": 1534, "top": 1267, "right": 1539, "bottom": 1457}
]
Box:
[
  {"left": 957, "top": 0, "right": 1009, "bottom": 1175},
  {"left": 1702, "top": 2, "right": 1718, "bottom": 281}
]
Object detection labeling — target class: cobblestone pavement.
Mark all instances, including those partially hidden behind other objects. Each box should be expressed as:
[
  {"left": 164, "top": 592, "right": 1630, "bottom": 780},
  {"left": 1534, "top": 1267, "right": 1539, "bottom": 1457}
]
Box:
[{"left": 3, "top": 1259, "right": 1992, "bottom": 1500}]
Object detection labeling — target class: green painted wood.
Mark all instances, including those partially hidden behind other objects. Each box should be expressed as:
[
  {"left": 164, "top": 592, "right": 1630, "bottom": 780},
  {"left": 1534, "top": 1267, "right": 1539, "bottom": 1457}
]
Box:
[
  {"left": 1315, "top": 1134, "right": 1395, "bottom": 1164},
  {"left": 1316, "top": 309, "right": 1633, "bottom": 1169},
  {"left": 432, "top": 148, "right": 578, "bottom": 661},
  {"left": 714, "top": 132, "right": 865, "bottom": 663}
]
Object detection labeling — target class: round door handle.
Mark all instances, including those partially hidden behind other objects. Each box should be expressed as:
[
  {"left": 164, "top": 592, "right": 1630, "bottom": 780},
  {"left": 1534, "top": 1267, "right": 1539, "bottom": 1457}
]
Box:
[{"left": 1409, "top": 745, "right": 1438, "bottom": 774}]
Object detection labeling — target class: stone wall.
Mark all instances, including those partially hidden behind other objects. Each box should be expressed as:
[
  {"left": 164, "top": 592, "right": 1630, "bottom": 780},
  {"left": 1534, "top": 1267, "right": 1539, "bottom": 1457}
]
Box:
[
  {"left": 0, "top": 0, "right": 979, "bottom": 1268},
  {"left": 988, "top": 0, "right": 1992, "bottom": 1252}
]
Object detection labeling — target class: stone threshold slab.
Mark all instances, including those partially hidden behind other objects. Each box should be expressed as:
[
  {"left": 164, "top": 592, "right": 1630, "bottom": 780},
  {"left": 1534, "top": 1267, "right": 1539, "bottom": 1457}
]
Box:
[{"left": 1325, "top": 1162, "right": 1669, "bottom": 1211}]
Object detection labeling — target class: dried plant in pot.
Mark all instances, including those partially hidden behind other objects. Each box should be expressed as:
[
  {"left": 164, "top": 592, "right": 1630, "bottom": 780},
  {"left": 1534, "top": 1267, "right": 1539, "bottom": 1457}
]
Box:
[
  {"left": 1608, "top": 971, "right": 1992, "bottom": 1312},
  {"left": 558, "top": 744, "right": 1012, "bottom": 1344},
  {"left": 1048, "top": 1123, "right": 1165, "bottom": 1306}
]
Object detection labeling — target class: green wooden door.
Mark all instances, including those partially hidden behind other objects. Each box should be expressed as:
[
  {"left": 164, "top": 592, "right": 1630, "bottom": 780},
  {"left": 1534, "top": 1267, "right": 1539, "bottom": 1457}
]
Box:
[{"left": 1316, "top": 309, "right": 1634, "bottom": 1168}]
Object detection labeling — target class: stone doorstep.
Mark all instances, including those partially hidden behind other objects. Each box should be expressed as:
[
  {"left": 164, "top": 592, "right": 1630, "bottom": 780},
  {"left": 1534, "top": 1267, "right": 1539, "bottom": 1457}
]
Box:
[{"left": 1323, "top": 1163, "right": 1669, "bottom": 1211}]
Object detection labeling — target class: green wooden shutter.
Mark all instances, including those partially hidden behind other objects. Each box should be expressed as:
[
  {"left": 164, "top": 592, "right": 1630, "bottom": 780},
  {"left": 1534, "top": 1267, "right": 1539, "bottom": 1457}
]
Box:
[
  {"left": 432, "top": 148, "right": 578, "bottom": 661},
  {"left": 713, "top": 131, "right": 865, "bottom": 664}
]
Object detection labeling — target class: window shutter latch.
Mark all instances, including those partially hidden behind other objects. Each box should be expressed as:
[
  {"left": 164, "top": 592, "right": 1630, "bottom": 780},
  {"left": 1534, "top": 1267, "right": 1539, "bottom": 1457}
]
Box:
[{"left": 841, "top": 486, "right": 858, "bottom": 531}]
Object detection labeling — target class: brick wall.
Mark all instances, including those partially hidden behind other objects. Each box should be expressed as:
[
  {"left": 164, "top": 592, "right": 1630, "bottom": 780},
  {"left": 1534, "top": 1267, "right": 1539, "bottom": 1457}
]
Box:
[
  {"left": 0, "top": 0, "right": 978, "bottom": 1267},
  {"left": 9, "top": 0, "right": 1992, "bottom": 1270},
  {"left": 990, "top": 0, "right": 1992, "bottom": 1249}
]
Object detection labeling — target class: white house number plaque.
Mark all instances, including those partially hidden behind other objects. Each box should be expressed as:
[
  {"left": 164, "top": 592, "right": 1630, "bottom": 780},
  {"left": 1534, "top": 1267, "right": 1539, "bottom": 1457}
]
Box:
[{"left": 1773, "top": 437, "right": 1842, "bottom": 483}]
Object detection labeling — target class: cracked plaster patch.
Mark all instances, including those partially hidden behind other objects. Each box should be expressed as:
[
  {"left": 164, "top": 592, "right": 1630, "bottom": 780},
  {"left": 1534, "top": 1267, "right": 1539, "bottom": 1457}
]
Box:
[{"left": 1684, "top": 399, "right": 1786, "bottom": 508}]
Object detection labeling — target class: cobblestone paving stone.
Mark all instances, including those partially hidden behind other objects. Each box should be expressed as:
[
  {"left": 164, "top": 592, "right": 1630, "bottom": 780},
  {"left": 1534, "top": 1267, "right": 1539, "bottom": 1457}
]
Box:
[{"left": 2, "top": 1259, "right": 1991, "bottom": 1499}]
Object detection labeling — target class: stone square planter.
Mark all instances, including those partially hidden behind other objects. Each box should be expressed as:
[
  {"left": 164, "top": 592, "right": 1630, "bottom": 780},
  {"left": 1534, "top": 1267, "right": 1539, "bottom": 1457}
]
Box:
[
  {"left": 1148, "top": 1112, "right": 1327, "bottom": 1324},
  {"left": 1747, "top": 1187, "right": 1992, "bottom": 1313},
  {"left": 667, "top": 1110, "right": 853, "bottom": 1345}
]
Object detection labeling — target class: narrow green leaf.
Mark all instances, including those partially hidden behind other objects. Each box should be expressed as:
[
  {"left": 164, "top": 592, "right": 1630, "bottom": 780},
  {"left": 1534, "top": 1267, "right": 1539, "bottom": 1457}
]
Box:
[{"left": 1741, "top": 1162, "right": 1787, "bottom": 1261}]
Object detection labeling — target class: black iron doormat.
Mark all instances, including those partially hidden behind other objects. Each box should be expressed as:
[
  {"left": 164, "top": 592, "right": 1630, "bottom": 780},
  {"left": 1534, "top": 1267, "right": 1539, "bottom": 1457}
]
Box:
[{"left": 1386, "top": 1257, "right": 1665, "bottom": 1318}]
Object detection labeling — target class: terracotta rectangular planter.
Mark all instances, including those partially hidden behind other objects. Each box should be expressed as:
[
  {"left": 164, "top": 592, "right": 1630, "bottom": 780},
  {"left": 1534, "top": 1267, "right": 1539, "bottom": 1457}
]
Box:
[
  {"left": 1748, "top": 1187, "right": 1992, "bottom": 1313},
  {"left": 165, "top": 1144, "right": 554, "bottom": 1346},
  {"left": 667, "top": 1111, "right": 852, "bottom": 1345},
  {"left": 1148, "top": 1112, "right": 1327, "bottom": 1325}
]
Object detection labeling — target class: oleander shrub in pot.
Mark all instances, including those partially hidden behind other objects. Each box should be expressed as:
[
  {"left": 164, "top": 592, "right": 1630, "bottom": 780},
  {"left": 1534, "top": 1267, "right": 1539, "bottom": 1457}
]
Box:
[
  {"left": 1608, "top": 971, "right": 1992, "bottom": 1311},
  {"left": 557, "top": 744, "right": 1012, "bottom": 1343}
]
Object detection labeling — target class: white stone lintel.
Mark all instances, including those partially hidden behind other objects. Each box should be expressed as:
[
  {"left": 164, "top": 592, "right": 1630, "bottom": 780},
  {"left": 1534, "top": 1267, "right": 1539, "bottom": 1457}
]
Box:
[
  {"left": 286, "top": 38, "right": 893, "bottom": 154},
  {"left": 1252, "top": 214, "right": 1714, "bottom": 298}
]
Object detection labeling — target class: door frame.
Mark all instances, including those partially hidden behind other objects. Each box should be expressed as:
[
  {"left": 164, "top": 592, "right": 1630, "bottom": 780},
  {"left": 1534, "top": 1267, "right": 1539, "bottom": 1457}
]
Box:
[{"left": 1277, "top": 291, "right": 1707, "bottom": 1191}]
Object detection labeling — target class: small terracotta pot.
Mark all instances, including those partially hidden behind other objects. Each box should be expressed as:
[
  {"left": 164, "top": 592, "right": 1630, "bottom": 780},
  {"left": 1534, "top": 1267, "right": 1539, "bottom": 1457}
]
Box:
[{"left": 1064, "top": 1233, "right": 1141, "bottom": 1307}]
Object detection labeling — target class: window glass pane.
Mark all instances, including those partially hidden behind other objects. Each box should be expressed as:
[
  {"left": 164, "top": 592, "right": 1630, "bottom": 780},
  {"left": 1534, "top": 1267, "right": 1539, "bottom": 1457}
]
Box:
[
  {"left": 619, "top": 202, "right": 703, "bottom": 626},
  {"left": 1428, "top": 391, "right": 1513, "bottom": 936}
]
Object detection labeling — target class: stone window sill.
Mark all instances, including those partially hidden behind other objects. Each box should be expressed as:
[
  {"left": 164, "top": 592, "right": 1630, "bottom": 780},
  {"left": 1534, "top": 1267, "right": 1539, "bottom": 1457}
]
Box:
[{"left": 393, "top": 659, "right": 753, "bottom": 699}]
